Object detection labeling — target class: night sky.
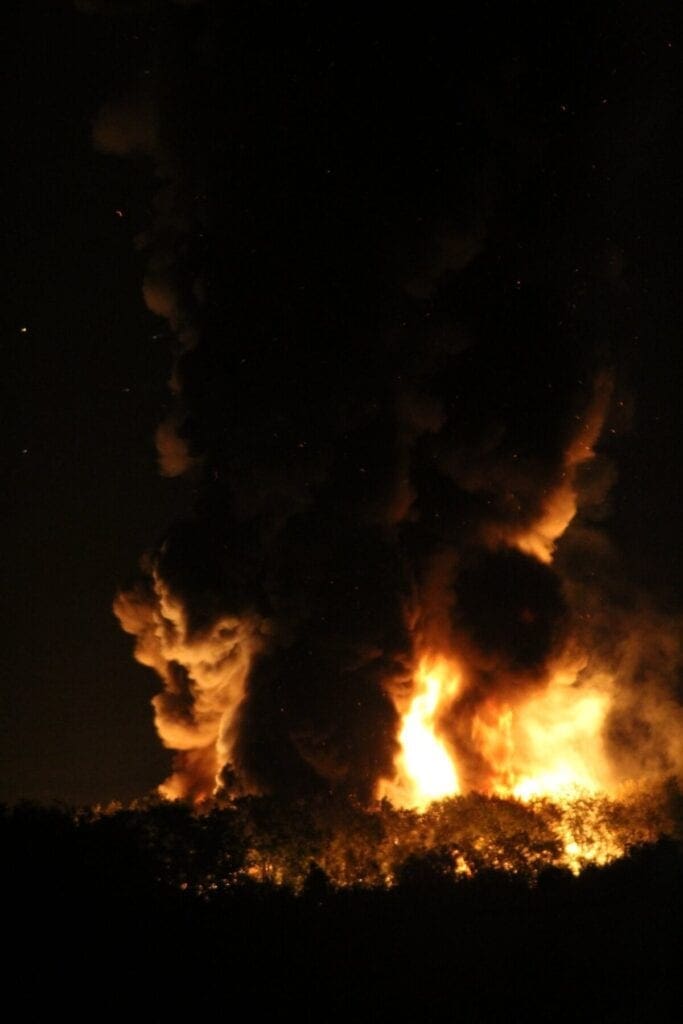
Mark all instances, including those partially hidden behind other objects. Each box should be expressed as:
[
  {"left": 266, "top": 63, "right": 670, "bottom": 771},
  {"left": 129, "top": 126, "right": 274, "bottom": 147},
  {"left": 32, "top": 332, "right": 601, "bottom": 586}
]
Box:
[
  {"left": 3, "top": 2, "right": 180, "bottom": 803},
  {"left": 2, "top": 1, "right": 681, "bottom": 806}
]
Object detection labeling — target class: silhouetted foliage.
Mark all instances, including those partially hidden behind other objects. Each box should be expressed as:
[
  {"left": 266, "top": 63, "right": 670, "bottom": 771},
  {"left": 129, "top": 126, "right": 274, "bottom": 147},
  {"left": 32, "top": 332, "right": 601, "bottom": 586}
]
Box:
[{"left": 3, "top": 797, "right": 683, "bottom": 1017}]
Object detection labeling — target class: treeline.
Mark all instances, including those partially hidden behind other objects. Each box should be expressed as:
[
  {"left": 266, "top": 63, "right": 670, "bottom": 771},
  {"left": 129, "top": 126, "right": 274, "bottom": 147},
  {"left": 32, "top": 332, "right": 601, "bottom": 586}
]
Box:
[
  {"left": 3, "top": 795, "right": 683, "bottom": 1018},
  {"left": 3, "top": 788, "right": 681, "bottom": 893}
]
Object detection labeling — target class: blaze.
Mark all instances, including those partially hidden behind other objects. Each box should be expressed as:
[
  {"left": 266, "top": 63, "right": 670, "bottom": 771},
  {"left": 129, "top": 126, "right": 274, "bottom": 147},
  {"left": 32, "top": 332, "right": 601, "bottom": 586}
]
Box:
[
  {"left": 478, "top": 663, "right": 615, "bottom": 800},
  {"left": 379, "top": 656, "right": 461, "bottom": 809},
  {"left": 376, "top": 369, "right": 635, "bottom": 868},
  {"left": 383, "top": 653, "right": 615, "bottom": 811}
]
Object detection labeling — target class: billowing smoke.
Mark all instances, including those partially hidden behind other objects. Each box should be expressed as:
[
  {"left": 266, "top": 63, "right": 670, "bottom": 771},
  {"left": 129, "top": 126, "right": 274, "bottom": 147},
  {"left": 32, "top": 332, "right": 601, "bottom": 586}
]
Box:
[{"left": 99, "top": 3, "right": 682, "bottom": 805}]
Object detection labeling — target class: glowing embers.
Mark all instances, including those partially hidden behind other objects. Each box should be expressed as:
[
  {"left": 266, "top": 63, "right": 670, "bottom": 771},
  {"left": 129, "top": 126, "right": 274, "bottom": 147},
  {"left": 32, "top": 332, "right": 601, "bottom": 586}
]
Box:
[{"left": 380, "top": 656, "right": 461, "bottom": 809}]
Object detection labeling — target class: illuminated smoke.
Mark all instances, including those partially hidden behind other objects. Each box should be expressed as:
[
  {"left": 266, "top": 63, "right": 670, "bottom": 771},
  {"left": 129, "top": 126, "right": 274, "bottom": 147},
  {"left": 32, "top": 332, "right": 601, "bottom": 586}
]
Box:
[
  {"left": 98, "top": 4, "right": 682, "bottom": 808},
  {"left": 114, "top": 539, "right": 269, "bottom": 801}
]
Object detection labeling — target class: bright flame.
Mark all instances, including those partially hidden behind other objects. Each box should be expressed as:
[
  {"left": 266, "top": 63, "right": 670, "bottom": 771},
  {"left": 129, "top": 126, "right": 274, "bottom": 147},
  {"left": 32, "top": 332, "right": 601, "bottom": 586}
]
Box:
[
  {"left": 510, "top": 682, "right": 613, "bottom": 800},
  {"left": 377, "top": 371, "right": 622, "bottom": 863},
  {"left": 379, "top": 649, "right": 630, "bottom": 869},
  {"left": 476, "top": 665, "right": 616, "bottom": 801},
  {"left": 383, "top": 652, "right": 617, "bottom": 814},
  {"left": 400, "top": 672, "right": 459, "bottom": 803},
  {"left": 379, "top": 656, "right": 461, "bottom": 809}
]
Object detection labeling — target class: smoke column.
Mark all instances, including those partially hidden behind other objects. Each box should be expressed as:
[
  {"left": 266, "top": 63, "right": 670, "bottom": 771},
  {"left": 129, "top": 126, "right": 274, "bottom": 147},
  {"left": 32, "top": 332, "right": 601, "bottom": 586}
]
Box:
[{"left": 96, "top": 2, "right": 683, "bottom": 804}]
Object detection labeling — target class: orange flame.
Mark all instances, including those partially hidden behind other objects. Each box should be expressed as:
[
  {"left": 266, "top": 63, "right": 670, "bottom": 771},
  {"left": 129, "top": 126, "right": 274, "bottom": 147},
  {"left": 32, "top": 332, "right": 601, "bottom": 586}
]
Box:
[
  {"left": 377, "top": 370, "right": 632, "bottom": 862},
  {"left": 382, "top": 652, "right": 617, "bottom": 811},
  {"left": 478, "top": 663, "right": 615, "bottom": 800},
  {"left": 379, "top": 656, "right": 461, "bottom": 809}
]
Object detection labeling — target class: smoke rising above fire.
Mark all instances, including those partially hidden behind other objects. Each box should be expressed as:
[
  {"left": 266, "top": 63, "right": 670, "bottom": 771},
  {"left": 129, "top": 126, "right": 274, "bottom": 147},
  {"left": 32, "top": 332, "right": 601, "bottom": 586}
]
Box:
[{"left": 101, "top": 3, "right": 682, "bottom": 808}]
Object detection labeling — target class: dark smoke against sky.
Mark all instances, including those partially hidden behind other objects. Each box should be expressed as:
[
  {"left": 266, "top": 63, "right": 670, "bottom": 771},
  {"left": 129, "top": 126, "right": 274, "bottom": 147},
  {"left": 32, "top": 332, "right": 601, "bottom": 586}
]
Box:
[{"left": 2, "top": 1, "right": 681, "bottom": 805}]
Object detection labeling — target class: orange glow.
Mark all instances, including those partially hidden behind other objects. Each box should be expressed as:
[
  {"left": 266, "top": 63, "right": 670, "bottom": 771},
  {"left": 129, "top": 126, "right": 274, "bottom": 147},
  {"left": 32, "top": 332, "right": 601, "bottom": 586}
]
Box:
[
  {"left": 114, "top": 573, "right": 265, "bottom": 803},
  {"left": 482, "top": 664, "right": 615, "bottom": 801},
  {"left": 378, "top": 650, "right": 635, "bottom": 871},
  {"left": 379, "top": 656, "right": 461, "bottom": 809},
  {"left": 507, "top": 373, "right": 614, "bottom": 562},
  {"left": 381, "top": 649, "right": 619, "bottom": 855},
  {"left": 377, "top": 370, "right": 629, "bottom": 869},
  {"left": 514, "top": 479, "right": 583, "bottom": 564}
]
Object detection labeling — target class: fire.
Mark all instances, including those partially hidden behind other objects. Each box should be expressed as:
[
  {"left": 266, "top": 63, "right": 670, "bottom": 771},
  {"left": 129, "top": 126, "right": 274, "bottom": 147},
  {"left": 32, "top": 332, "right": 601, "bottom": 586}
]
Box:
[
  {"left": 380, "top": 657, "right": 461, "bottom": 809},
  {"left": 383, "top": 653, "right": 615, "bottom": 810},
  {"left": 377, "top": 650, "right": 641, "bottom": 871},
  {"left": 472, "top": 662, "right": 616, "bottom": 801},
  {"left": 374, "top": 369, "right": 634, "bottom": 868},
  {"left": 399, "top": 672, "right": 459, "bottom": 804},
  {"left": 506, "top": 670, "right": 614, "bottom": 801}
]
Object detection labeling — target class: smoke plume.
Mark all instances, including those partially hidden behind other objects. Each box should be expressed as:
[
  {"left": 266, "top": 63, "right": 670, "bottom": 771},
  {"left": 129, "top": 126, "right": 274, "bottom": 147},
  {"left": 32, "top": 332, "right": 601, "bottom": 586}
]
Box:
[{"left": 101, "top": 3, "right": 682, "bottom": 805}]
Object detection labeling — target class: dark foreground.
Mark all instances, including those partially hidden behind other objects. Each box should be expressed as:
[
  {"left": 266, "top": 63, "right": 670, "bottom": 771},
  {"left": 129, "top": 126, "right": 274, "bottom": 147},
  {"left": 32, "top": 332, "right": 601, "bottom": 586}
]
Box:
[{"left": 4, "top": 801, "right": 681, "bottom": 1020}]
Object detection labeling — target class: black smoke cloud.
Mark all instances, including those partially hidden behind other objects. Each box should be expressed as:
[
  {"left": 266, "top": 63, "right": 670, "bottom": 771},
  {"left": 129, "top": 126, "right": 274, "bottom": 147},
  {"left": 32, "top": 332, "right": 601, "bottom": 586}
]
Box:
[
  {"left": 455, "top": 548, "right": 567, "bottom": 675},
  {"left": 103, "top": 2, "right": 682, "bottom": 801}
]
